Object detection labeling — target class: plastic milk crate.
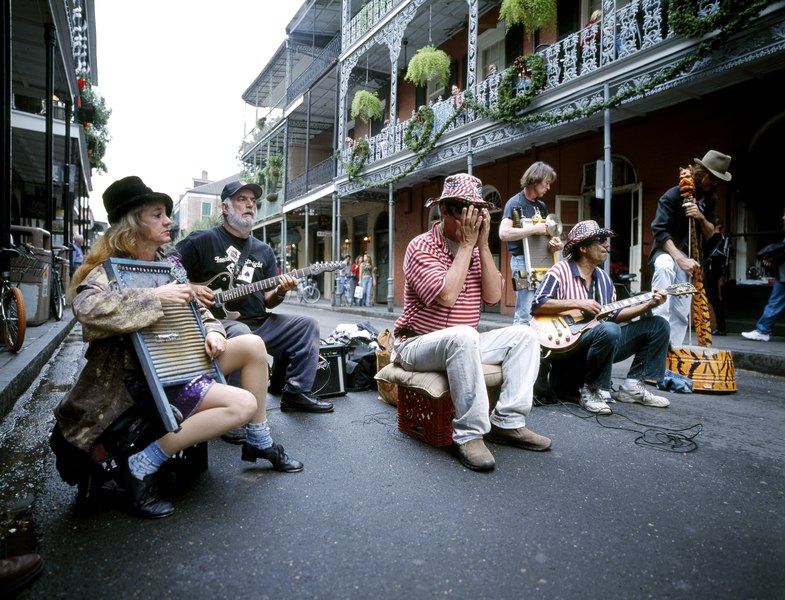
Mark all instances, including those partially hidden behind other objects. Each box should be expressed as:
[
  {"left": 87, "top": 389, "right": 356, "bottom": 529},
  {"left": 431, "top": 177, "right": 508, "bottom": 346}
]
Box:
[{"left": 375, "top": 364, "right": 503, "bottom": 448}]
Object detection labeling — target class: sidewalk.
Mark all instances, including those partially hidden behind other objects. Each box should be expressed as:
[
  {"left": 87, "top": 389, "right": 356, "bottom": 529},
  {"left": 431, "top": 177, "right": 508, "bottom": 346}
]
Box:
[
  {"left": 311, "top": 297, "right": 785, "bottom": 378},
  {"left": 0, "top": 308, "right": 76, "bottom": 420},
  {"left": 1, "top": 299, "right": 783, "bottom": 421}
]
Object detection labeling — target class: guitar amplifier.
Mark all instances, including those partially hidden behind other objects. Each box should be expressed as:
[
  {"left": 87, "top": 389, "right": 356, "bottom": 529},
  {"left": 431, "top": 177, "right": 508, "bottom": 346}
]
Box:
[{"left": 312, "top": 343, "right": 347, "bottom": 398}]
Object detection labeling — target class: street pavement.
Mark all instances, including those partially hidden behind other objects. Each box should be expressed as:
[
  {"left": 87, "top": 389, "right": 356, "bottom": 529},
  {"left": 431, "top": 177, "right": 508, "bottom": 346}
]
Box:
[{"left": 1, "top": 300, "right": 784, "bottom": 598}]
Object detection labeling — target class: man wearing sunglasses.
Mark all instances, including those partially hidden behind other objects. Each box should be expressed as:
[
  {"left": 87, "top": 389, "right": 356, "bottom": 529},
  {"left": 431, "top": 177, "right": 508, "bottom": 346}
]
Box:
[
  {"left": 531, "top": 220, "right": 671, "bottom": 414},
  {"left": 391, "top": 173, "right": 549, "bottom": 472}
]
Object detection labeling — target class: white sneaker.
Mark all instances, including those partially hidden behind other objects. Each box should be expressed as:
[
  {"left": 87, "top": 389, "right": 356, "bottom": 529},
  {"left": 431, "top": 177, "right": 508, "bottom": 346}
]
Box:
[
  {"left": 741, "top": 330, "right": 770, "bottom": 342},
  {"left": 612, "top": 380, "right": 670, "bottom": 408},
  {"left": 579, "top": 384, "right": 611, "bottom": 415}
]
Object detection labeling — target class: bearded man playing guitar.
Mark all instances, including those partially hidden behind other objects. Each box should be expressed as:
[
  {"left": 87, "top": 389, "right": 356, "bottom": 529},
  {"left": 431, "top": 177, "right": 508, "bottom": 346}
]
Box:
[
  {"left": 176, "top": 181, "right": 334, "bottom": 434},
  {"left": 531, "top": 220, "right": 673, "bottom": 415}
]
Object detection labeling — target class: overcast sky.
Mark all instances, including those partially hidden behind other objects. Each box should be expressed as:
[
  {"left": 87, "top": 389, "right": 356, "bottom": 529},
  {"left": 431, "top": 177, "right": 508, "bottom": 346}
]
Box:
[{"left": 88, "top": 1, "right": 299, "bottom": 222}]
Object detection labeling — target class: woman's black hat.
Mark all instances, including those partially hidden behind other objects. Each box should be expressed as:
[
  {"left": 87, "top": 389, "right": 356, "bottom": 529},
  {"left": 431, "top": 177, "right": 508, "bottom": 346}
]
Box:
[{"left": 103, "top": 176, "right": 173, "bottom": 224}]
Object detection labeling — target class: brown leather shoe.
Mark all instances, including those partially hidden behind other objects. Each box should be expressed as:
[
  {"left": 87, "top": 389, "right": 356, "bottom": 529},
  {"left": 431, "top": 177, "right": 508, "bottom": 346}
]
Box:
[
  {"left": 0, "top": 553, "right": 43, "bottom": 596},
  {"left": 455, "top": 439, "right": 495, "bottom": 471},
  {"left": 485, "top": 424, "right": 552, "bottom": 451}
]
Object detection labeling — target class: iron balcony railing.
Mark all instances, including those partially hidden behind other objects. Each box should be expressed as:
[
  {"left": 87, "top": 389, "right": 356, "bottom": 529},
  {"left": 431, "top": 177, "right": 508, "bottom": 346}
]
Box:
[
  {"left": 287, "top": 34, "right": 342, "bottom": 106},
  {"left": 344, "top": 0, "right": 402, "bottom": 48},
  {"left": 339, "top": 0, "right": 676, "bottom": 175},
  {"left": 286, "top": 156, "right": 335, "bottom": 200}
]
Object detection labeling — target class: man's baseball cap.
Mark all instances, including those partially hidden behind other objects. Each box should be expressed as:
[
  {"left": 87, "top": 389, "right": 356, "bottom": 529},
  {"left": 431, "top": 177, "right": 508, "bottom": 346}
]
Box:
[{"left": 221, "top": 180, "right": 263, "bottom": 201}]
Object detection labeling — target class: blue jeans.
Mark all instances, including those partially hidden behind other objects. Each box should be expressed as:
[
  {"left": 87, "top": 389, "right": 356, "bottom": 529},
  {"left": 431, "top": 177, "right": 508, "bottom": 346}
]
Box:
[
  {"left": 362, "top": 276, "right": 373, "bottom": 306},
  {"left": 549, "top": 316, "right": 670, "bottom": 394},
  {"left": 756, "top": 280, "right": 785, "bottom": 334},
  {"left": 510, "top": 254, "right": 535, "bottom": 325},
  {"left": 337, "top": 276, "right": 348, "bottom": 305},
  {"left": 223, "top": 314, "right": 320, "bottom": 394},
  {"left": 394, "top": 325, "right": 540, "bottom": 444},
  {"left": 651, "top": 253, "right": 692, "bottom": 347}
]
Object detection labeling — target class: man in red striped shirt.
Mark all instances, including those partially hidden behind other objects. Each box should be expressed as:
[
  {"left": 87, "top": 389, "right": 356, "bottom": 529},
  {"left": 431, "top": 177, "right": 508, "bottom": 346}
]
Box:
[{"left": 392, "top": 173, "right": 550, "bottom": 472}]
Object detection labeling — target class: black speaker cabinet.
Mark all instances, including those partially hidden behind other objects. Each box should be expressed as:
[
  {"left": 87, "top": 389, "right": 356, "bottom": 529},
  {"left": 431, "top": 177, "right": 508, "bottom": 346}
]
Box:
[{"left": 312, "top": 343, "right": 347, "bottom": 398}]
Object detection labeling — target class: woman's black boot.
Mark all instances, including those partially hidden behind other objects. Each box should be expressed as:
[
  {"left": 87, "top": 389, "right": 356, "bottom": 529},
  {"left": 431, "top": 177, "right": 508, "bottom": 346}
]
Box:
[{"left": 122, "top": 468, "right": 174, "bottom": 519}]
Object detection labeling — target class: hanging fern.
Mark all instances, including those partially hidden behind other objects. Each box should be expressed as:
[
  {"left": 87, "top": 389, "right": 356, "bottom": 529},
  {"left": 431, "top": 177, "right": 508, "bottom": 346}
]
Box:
[
  {"left": 499, "top": 0, "right": 557, "bottom": 31},
  {"left": 351, "top": 90, "right": 384, "bottom": 122},
  {"left": 405, "top": 45, "right": 451, "bottom": 88}
]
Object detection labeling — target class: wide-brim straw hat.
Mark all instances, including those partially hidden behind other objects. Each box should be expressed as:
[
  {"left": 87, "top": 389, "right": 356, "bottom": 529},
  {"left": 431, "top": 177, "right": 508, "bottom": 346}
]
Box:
[
  {"left": 425, "top": 173, "right": 495, "bottom": 209},
  {"left": 563, "top": 220, "right": 616, "bottom": 256}
]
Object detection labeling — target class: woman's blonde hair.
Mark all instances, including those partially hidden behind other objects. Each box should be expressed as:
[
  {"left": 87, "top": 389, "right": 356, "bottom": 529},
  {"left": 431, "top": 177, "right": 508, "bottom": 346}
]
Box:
[{"left": 68, "top": 204, "right": 145, "bottom": 300}]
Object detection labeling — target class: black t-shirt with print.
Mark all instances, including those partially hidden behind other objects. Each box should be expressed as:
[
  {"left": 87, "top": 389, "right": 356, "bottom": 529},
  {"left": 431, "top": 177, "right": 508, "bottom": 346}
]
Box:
[{"left": 176, "top": 226, "right": 279, "bottom": 323}]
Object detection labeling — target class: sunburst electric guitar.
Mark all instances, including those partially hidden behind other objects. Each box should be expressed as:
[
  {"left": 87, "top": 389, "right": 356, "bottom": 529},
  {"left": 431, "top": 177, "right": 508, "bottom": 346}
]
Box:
[
  {"left": 197, "top": 261, "right": 343, "bottom": 320},
  {"left": 530, "top": 283, "right": 696, "bottom": 353}
]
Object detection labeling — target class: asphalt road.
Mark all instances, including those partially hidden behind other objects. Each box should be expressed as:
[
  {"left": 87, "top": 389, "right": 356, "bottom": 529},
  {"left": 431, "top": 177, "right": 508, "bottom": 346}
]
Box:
[{"left": 1, "top": 304, "right": 784, "bottom": 599}]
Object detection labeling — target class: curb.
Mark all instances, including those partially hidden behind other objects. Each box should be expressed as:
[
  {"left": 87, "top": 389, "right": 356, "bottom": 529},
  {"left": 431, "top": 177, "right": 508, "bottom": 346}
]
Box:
[{"left": 0, "top": 314, "right": 76, "bottom": 421}]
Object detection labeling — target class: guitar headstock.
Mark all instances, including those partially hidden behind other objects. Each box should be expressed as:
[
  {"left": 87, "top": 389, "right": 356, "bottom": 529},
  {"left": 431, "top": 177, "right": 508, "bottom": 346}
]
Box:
[
  {"left": 666, "top": 283, "right": 697, "bottom": 296},
  {"left": 310, "top": 261, "right": 344, "bottom": 275}
]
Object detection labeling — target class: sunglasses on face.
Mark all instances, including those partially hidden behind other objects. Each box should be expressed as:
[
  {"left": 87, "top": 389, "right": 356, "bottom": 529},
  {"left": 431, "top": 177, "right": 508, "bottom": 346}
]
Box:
[
  {"left": 591, "top": 236, "right": 609, "bottom": 245},
  {"left": 443, "top": 202, "right": 470, "bottom": 217}
]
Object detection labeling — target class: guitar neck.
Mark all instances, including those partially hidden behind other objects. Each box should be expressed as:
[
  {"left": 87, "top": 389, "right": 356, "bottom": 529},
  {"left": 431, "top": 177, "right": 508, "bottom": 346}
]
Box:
[
  {"left": 217, "top": 266, "right": 318, "bottom": 303},
  {"left": 597, "top": 292, "right": 653, "bottom": 318}
]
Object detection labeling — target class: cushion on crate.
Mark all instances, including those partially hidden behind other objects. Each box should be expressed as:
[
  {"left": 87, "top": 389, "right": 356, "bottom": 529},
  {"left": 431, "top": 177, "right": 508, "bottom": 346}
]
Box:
[{"left": 375, "top": 363, "right": 503, "bottom": 400}]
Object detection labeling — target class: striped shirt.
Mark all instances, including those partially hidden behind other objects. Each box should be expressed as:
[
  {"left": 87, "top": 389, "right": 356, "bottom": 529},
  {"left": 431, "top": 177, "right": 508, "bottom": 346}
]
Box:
[
  {"left": 394, "top": 222, "right": 493, "bottom": 336},
  {"left": 531, "top": 259, "right": 619, "bottom": 320}
]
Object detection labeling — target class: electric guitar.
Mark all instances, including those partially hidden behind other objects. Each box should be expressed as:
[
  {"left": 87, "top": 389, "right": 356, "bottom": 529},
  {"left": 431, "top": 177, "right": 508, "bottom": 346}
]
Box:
[
  {"left": 197, "top": 261, "right": 343, "bottom": 320},
  {"left": 530, "top": 283, "right": 696, "bottom": 353}
]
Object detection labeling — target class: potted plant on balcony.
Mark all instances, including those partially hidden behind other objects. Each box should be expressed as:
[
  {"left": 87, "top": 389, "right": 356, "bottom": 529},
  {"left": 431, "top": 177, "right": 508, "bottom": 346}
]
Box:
[
  {"left": 404, "top": 45, "right": 451, "bottom": 88},
  {"left": 351, "top": 90, "right": 384, "bottom": 123},
  {"left": 76, "top": 73, "right": 111, "bottom": 173},
  {"left": 262, "top": 153, "right": 284, "bottom": 202},
  {"left": 499, "top": 0, "right": 557, "bottom": 32}
]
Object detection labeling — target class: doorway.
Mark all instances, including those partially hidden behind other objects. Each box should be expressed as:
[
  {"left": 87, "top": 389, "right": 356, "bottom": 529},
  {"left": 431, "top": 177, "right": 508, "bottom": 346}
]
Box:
[
  {"left": 586, "top": 183, "right": 643, "bottom": 293},
  {"left": 374, "top": 213, "right": 390, "bottom": 304}
]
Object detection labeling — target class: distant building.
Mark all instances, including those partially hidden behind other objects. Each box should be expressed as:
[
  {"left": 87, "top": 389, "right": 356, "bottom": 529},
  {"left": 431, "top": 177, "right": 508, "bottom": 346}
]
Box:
[{"left": 172, "top": 171, "right": 241, "bottom": 239}]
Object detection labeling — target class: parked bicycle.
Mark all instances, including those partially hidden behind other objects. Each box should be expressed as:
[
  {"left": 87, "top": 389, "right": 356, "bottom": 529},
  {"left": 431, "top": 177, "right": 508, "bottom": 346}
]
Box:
[
  {"left": 1, "top": 245, "right": 35, "bottom": 352},
  {"left": 50, "top": 245, "right": 71, "bottom": 321},
  {"left": 297, "top": 275, "right": 321, "bottom": 304}
]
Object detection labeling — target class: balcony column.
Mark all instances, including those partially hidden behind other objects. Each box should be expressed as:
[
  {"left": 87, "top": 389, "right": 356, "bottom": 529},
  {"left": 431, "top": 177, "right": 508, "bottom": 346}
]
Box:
[
  {"left": 387, "top": 182, "right": 394, "bottom": 311},
  {"left": 333, "top": 191, "right": 340, "bottom": 306},
  {"left": 603, "top": 82, "right": 612, "bottom": 276},
  {"left": 466, "top": 0, "right": 479, "bottom": 88},
  {"left": 305, "top": 89, "right": 311, "bottom": 190},
  {"left": 63, "top": 101, "right": 72, "bottom": 246},
  {"left": 45, "top": 24, "right": 56, "bottom": 237},
  {"left": 338, "top": 53, "right": 361, "bottom": 163},
  {"left": 2, "top": 0, "right": 11, "bottom": 248},
  {"left": 281, "top": 216, "right": 288, "bottom": 272},
  {"left": 304, "top": 208, "right": 309, "bottom": 267},
  {"left": 341, "top": 0, "right": 351, "bottom": 53}
]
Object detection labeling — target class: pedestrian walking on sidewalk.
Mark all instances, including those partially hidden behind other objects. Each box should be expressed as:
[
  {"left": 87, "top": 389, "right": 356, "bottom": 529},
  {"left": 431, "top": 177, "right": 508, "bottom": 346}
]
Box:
[{"left": 743, "top": 208, "right": 785, "bottom": 342}]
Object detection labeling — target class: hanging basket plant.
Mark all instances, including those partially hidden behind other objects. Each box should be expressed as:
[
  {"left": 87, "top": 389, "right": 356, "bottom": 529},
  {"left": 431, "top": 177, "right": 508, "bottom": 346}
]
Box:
[
  {"left": 350, "top": 90, "right": 384, "bottom": 123},
  {"left": 499, "top": 0, "right": 557, "bottom": 31},
  {"left": 260, "top": 152, "right": 284, "bottom": 199},
  {"left": 405, "top": 45, "right": 451, "bottom": 88}
]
